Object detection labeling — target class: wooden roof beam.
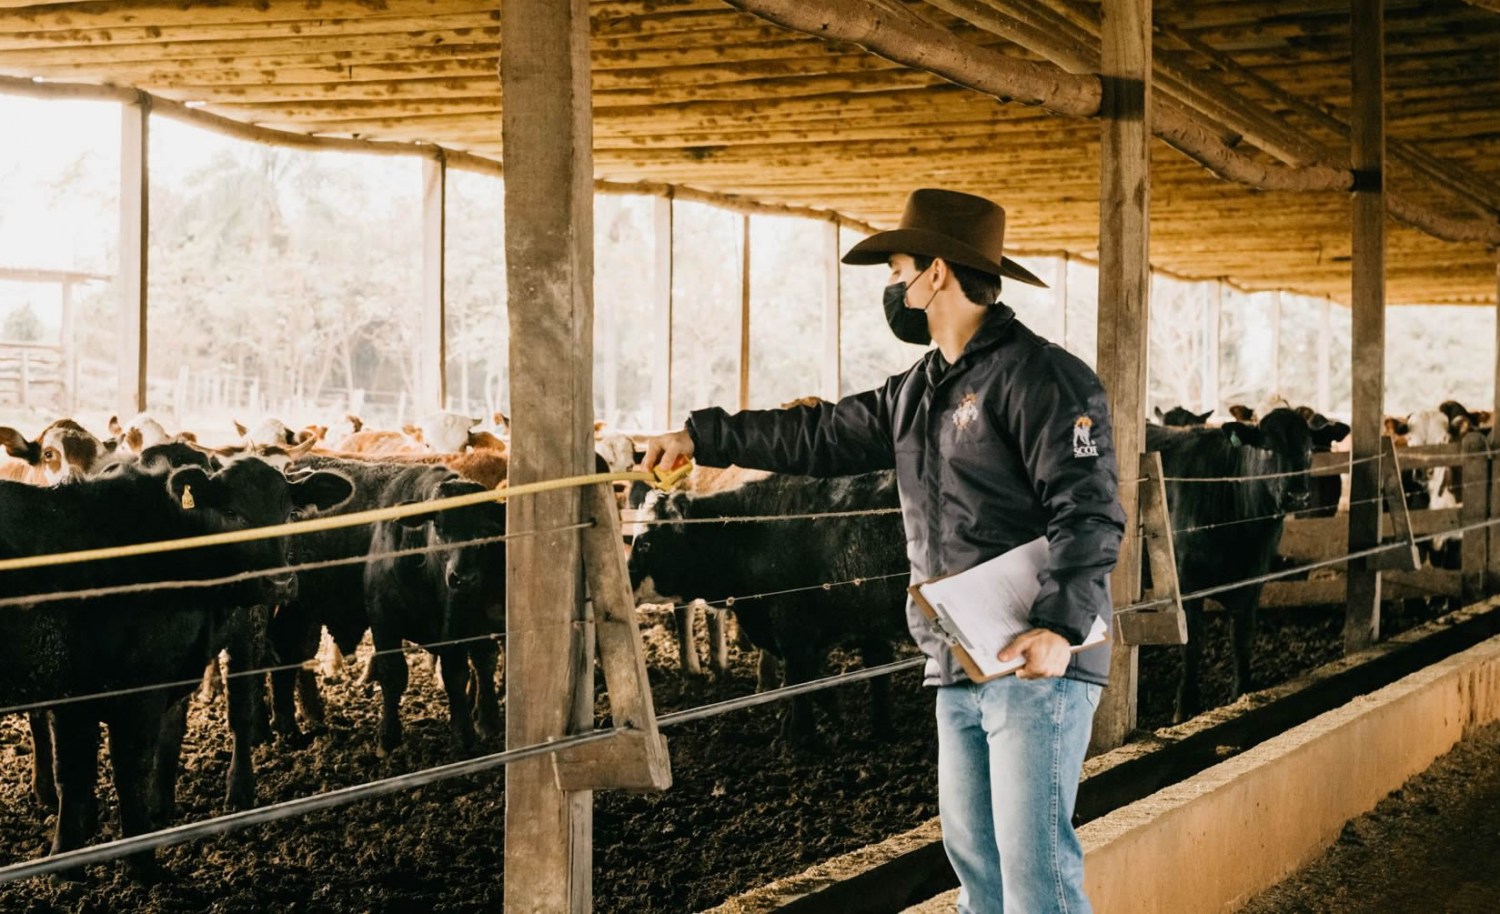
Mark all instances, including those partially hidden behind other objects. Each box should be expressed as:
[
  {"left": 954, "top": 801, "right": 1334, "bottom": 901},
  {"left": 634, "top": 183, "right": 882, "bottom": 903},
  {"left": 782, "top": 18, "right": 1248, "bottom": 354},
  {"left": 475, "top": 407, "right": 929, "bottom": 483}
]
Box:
[
  {"left": 930, "top": 0, "right": 1326, "bottom": 166},
  {"left": 1161, "top": 22, "right": 1500, "bottom": 220},
  {"left": 724, "top": 0, "right": 1500, "bottom": 246}
]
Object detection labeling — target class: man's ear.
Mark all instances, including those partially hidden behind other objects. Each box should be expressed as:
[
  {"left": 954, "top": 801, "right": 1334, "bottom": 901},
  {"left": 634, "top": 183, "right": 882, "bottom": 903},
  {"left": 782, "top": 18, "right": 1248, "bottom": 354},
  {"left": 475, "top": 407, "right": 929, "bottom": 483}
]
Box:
[{"left": 1223, "top": 422, "right": 1264, "bottom": 448}]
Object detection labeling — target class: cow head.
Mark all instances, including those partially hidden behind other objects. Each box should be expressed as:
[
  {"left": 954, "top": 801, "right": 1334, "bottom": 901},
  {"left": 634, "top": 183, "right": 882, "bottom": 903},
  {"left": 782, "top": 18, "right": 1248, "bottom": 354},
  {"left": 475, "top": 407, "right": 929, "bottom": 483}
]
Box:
[
  {"left": 0, "top": 419, "right": 108, "bottom": 484},
  {"left": 1224, "top": 407, "right": 1314, "bottom": 512},
  {"left": 167, "top": 459, "right": 353, "bottom": 604},
  {"left": 396, "top": 478, "right": 506, "bottom": 635},
  {"left": 1156, "top": 405, "right": 1214, "bottom": 427},
  {"left": 626, "top": 491, "right": 697, "bottom": 604}
]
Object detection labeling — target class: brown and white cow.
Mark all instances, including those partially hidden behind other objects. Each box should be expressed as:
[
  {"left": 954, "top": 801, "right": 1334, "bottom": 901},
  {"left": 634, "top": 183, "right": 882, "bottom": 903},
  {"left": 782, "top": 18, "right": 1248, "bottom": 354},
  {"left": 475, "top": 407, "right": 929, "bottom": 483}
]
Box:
[{"left": 0, "top": 419, "right": 110, "bottom": 485}]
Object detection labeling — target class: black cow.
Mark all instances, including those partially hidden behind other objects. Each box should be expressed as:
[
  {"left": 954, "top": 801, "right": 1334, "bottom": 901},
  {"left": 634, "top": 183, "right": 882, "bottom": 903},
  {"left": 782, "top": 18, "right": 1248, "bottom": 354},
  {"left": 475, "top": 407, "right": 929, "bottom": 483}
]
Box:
[
  {"left": 365, "top": 469, "right": 505, "bottom": 753},
  {"left": 1292, "top": 408, "right": 1351, "bottom": 518},
  {"left": 1155, "top": 406, "right": 1214, "bottom": 427},
  {"left": 1147, "top": 408, "right": 1314, "bottom": 723},
  {"left": 272, "top": 457, "right": 504, "bottom": 754},
  {"left": 629, "top": 471, "right": 909, "bottom": 742},
  {"left": 0, "top": 458, "right": 351, "bottom": 875}
]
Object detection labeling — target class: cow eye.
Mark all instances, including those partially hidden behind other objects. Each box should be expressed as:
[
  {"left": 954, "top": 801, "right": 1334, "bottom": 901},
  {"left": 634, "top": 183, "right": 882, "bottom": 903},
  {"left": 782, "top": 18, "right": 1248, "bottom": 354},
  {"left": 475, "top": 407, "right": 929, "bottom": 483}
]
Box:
[{"left": 42, "top": 449, "right": 55, "bottom": 461}]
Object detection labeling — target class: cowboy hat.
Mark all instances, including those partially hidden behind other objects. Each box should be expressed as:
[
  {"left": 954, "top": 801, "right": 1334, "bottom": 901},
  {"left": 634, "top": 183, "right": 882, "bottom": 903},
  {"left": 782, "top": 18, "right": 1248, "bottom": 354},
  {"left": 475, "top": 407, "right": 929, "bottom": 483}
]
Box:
[{"left": 841, "top": 188, "right": 1047, "bottom": 288}]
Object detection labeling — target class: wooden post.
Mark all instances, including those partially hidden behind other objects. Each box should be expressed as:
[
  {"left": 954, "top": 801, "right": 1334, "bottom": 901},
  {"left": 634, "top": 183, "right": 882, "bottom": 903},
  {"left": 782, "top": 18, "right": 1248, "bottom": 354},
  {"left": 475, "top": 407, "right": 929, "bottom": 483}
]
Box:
[
  {"left": 1317, "top": 297, "right": 1332, "bottom": 413},
  {"left": 1057, "top": 251, "right": 1070, "bottom": 347},
  {"left": 1345, "top": 0, "right": 1386, "bottom": 654},
  {"left": 59, "top": 280, "right": 75, "bottom": 413},
  {"left": 1270, "top": 290, "right": 1283, "bottom": 397},
  {"left": 117, "top": 93, "right": 148, "bottom": 418},
  {"left": 1119, "top": 452, "right": 1188, "bottom": 645},
  {"left": 1461, "top": 431, "right": 1489, "bottom": 603},
  {"left": 739, "top": 214, "right": 752, "bottom": 411},
  {"left": 420, "top": 153, "right": 447, "bottom": 414},
  {"left": 652, "top": 193, "right": 674, "bottom": 429},
  {"left": 552, "top": 483, "right": 672, "bottom": 792},
  {"left": 1202, "top": 279, "right": 1222, "bottom": 415},
  {"left": 1490, "top": 258, "right": 1500, "bottom": 591},
  {"left": 1090, "top": 0, "right": 1151, "bottom": 754},
  {"left": 500, "top": 1, "right": 595, "bottom": 910},
  {"left": 822, "top": 218, "right": 841, "bottom": 402}
]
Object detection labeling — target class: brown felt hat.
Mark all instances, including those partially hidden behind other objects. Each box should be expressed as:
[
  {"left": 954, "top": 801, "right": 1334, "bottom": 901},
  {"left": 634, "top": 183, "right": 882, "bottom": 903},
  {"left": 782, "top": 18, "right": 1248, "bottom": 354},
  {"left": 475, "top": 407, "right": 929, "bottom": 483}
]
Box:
[{"left": 841, "top": 188, "right": 1047, "bottom": 288}]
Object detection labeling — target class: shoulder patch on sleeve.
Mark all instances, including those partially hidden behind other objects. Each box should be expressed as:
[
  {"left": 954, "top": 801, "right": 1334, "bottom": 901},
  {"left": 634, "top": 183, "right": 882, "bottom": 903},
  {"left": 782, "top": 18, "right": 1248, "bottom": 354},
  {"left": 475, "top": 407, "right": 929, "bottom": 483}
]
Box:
[{"left": 1072, "top": 415, "right": 1100, "bottom": 458}]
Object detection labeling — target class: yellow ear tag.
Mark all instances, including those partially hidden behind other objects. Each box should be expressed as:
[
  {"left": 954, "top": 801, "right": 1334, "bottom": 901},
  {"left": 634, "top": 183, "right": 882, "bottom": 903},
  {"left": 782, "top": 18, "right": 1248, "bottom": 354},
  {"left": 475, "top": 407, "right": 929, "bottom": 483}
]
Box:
[
  {"left": 652, "top": 459, "right": 693, "bottom": 492},
  {"left": 181, "top": 485, "right": 196, "bottom": 510}
]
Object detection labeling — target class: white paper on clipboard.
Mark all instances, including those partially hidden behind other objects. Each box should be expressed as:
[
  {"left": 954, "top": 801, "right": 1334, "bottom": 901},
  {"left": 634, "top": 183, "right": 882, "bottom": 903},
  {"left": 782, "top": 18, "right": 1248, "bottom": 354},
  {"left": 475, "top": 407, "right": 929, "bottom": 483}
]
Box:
[{"left": 914, "top": 536, "right": 1108, "bottom": 679}]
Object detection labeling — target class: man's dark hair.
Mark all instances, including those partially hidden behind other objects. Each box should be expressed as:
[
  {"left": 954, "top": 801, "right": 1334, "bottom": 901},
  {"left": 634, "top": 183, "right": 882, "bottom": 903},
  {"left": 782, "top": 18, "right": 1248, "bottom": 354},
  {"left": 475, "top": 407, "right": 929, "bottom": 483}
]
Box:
[{"left": 911, "top": 254, "right": 1003, "bottom": 306}]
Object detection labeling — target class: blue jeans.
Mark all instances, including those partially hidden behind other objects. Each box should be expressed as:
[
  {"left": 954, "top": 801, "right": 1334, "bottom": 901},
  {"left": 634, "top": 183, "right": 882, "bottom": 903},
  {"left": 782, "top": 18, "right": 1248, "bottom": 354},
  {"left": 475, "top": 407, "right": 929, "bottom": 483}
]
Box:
[{"left": 936, "top": 676, "right": 1101, "bottom": 914}]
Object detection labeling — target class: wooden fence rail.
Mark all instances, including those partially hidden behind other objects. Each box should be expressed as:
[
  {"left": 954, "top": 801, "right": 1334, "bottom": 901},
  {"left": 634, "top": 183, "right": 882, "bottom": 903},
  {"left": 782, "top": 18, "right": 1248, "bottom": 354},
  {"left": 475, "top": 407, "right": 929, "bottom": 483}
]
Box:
[{"left": 1251, "top": 432, "right": 1494, "bottom": 610}]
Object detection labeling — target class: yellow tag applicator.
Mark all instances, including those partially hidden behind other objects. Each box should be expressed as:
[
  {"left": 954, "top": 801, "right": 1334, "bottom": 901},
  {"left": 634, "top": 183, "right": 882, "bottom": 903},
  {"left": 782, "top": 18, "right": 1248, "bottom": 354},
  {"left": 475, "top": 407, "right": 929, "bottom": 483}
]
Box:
[{"left": 651, "top": 459, "right": 693, "bottom": 492}]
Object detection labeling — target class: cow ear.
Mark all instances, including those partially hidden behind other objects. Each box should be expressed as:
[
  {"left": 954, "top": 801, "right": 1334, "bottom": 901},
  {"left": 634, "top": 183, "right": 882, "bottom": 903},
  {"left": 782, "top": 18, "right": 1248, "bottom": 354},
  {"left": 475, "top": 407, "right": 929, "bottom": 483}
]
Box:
[
  {"left": 1194, "top": 409, "right": 1214, "bottom": 425},
  {"left": 233, "top": 420, "right": 248, "bottom": 437},
  {"left": 288, "top": 470, "right": 353, "bottom": 514},
  {"left": 167, "top": 466, "right": 216, "bottom": 509},
  {"left": 0, "top": 427, "right": 36, "bottom": 462},
  {"left": 1223, "top": 422, "right": 1263, "bottom": 448},
  {"left": 107, "top": 415, "right": 123, "bottom": 437},
  {"left": 1153, "top": 406, "right": 1165, "bottom": 421},
  {"left": 393, "top": 500, "right": 437, "bottom": 528},
  {"left": 1313, "top": 422, "right": 1351, "bottom": 448}
]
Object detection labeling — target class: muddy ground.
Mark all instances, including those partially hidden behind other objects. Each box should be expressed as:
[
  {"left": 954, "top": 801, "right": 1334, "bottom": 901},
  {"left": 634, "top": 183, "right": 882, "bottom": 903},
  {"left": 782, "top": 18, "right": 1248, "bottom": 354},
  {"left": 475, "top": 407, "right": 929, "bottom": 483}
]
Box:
[
  {"left": 0, "top": 596, "right": 1455, "bottom": 913},
  {"left": 1239, "top": 717, "right": 1500, "bottom": 914}
]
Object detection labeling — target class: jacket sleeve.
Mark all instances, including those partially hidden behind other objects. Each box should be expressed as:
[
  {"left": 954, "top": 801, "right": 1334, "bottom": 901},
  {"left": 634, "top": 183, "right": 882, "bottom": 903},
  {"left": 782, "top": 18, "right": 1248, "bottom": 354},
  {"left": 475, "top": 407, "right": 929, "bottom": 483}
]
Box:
[
  {"left": 685, "top": 379, "right": 899, "bottom": 477},
  {"left": 1003, "top": 346, "right": 1127, "bottom": 645}
]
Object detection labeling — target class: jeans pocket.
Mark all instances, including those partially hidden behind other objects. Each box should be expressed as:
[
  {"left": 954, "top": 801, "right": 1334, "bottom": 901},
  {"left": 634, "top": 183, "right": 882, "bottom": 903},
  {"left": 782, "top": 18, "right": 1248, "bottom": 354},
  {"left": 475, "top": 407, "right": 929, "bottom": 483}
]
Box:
[{"left": 1084, "top": 683, "right": 1103, "bottom": 709}]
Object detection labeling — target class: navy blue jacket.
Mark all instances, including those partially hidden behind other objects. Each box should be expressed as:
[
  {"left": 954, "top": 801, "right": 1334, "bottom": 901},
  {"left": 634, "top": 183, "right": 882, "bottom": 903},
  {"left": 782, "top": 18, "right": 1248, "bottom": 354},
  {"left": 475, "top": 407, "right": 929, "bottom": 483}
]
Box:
[{"left": 687, "top": 305, "right": 1125, "bottom": 687}]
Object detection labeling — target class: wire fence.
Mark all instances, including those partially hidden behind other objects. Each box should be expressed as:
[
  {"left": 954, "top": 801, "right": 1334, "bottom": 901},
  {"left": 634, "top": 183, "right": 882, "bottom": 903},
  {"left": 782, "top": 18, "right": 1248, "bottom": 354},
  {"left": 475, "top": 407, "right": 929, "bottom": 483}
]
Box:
[{"left": 0, "top": 438, "right": 1496, "bottom": 887}]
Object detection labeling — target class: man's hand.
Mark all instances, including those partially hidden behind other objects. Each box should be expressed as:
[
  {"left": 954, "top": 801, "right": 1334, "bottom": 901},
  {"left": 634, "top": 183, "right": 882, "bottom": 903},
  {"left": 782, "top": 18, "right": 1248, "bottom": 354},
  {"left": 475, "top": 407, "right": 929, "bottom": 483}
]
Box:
[
  {"left": 998, "top": 628, "right": 1072, "bottom": 680},
  {"left": 641, "top": 429, "right": 694, "bottom": 474}
]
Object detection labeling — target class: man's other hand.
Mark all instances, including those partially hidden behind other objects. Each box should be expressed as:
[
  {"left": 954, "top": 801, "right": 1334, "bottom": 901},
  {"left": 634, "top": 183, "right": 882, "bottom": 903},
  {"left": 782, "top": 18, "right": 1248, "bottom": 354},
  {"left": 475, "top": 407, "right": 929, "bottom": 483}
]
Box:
[
  {"left": 998, "top": 628, "right": 1072, "bottom": 680},
  {"left": 641, "top": 429, "right": 694, "bottom": 474}
]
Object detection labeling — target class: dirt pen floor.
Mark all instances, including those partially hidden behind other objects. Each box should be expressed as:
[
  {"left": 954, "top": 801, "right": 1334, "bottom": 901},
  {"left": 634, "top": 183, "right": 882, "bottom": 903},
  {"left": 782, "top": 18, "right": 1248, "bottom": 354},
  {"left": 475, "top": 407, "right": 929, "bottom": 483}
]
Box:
[
  {"left": 1239, "top": 717, "right": 1500, "bottom": 914},
  {"left": 0, "top": 597, "right": 1455, "bottom": 913}
]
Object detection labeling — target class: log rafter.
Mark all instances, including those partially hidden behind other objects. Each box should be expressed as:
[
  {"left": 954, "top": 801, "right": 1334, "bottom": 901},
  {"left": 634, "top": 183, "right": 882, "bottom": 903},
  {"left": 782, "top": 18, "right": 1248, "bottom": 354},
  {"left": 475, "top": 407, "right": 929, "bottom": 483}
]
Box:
[{"left": 0, "top": 0, "right": 1497, "bottom": 303}]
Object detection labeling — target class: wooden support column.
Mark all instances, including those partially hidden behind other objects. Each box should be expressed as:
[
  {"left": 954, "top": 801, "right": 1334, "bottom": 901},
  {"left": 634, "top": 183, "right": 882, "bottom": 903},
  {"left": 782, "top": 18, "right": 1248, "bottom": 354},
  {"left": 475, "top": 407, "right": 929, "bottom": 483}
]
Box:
[
  {"left": 1057, "top": 252, "right": 1070, "bottom": 346},
  {"left": 1270, "top": 290, "right": 1283, "bottom": 396},
  {"left": 652, "top": 194, "right": 674, "bottom": 429},
  {"left": 1318, "top": 297, "right": 1333, "bottom": 413},
  {"left": 1461, "top": 431, "right": 1489, "bottom": 603},
  {"left": 60, "top": 280, "right": 76, "bottom": 413},
  {"left": 1202, "top": 279, "right": 1222, "bottom": 415},
  {"left": 1490, "top": 257, "right": 1500, "bottom": 591},
  {"left": 500, "top": 1, "right": 595, "bottom": 910},
  {"left": 739, "top": 213, "right": 752, "bottom": 411},
  {"left": 1345, "top": 0, "right": 1386, "bottom": 653},
  {"left": 1091, "top": 0, "right": 1151, "bottom": 754},
  {"left": 117, "top": 93, "right": 148, "bottom": 418},
  {"left": 420, "top": 153, "right": 447, "bottom": 414},
  {"left": 822, "top": 218, "right": 841, "bottom": 402}
]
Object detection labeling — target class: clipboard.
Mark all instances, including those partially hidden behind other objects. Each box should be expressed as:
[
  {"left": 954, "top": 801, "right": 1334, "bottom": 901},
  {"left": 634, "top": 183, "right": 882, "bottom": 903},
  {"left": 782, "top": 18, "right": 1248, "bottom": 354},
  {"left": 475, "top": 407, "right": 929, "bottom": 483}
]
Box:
[{"left": 908, "top": 536, "right": 1108, "bottom": 682}]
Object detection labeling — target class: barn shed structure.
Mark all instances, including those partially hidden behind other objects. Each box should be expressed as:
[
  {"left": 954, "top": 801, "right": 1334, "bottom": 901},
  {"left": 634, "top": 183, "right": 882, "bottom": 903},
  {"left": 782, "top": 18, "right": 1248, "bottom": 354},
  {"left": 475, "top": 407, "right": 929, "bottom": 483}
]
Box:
[{"left": 4, "top": 0, "right": 1500, "bottom": 910}]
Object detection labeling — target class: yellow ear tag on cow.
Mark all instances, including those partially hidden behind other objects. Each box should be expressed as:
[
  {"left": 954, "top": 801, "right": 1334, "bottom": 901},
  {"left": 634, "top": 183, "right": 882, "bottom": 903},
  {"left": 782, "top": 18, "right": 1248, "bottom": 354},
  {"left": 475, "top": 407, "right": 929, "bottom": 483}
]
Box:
[
  {"left": 652, "top": 459, "right": 693, "bottom": 492},
  {"left": 181, "top": 485, "right": 196, "bottom": 510}
]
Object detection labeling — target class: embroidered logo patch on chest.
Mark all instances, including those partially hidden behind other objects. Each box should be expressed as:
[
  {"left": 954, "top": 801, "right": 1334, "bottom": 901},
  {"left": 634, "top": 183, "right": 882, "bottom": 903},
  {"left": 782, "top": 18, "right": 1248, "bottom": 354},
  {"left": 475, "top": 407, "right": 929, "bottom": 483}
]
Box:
[
  {"left": 953, "top": 392, "right": 980, "bottom": 432},
  {"left": 1073, "top": 415, "right": 1100, "bottom": 458}
]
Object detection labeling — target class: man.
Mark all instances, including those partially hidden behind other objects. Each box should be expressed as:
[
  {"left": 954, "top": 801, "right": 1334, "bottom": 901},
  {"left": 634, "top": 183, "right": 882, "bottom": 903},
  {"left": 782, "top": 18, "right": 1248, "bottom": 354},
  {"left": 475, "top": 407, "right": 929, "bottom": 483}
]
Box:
[{"left": 642, "top": 188, "right": 1124, "bottom": 914}]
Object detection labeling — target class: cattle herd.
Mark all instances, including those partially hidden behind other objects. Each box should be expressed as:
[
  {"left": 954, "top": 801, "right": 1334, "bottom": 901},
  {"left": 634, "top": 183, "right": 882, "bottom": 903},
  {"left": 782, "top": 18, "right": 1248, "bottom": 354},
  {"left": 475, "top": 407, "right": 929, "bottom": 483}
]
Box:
[{"left": 0, "top": 393, "right": 1491, "bottom": 877}]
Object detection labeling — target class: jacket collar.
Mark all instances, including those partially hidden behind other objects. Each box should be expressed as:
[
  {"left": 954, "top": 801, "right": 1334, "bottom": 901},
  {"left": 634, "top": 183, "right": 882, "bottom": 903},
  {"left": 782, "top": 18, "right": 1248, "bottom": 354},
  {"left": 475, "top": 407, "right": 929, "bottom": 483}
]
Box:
[{"left": 922, "top": 304, "right": 1018, "bottom": 386}]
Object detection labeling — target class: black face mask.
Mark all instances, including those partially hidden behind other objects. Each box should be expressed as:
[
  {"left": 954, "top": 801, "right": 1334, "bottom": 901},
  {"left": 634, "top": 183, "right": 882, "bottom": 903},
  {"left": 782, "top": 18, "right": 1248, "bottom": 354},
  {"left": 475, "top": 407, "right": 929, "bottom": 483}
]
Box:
[{"left": 883, "top": 267, "right": 939, "bottom": 346}]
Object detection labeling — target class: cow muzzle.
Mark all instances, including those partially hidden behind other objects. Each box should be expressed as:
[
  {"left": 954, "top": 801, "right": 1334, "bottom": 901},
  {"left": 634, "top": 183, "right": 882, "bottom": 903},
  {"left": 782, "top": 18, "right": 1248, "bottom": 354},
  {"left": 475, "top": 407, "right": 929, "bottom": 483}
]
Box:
[{"left": 267, "top": 572, "right": 298, "bottom": 602}]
